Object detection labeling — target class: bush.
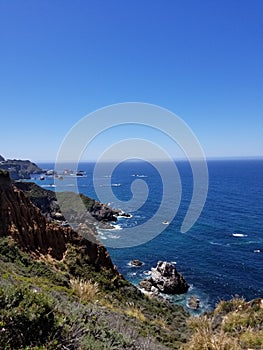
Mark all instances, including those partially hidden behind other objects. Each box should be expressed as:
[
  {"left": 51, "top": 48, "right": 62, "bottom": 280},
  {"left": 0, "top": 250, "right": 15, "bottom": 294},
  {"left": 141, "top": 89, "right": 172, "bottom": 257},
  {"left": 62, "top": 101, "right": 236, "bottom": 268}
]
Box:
[
  {"left": 70, "top": 277, "right": 99, "bottom": 302},
  {"left": 0, "top": 285, "right": 58, "bottom": 349}
]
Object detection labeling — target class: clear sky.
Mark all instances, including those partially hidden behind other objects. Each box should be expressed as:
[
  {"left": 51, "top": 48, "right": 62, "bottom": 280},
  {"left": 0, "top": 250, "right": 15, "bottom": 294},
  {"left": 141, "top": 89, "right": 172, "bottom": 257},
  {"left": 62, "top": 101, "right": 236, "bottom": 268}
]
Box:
[{"left": 0, "top": 0, "right": 262, "bottom": 161}]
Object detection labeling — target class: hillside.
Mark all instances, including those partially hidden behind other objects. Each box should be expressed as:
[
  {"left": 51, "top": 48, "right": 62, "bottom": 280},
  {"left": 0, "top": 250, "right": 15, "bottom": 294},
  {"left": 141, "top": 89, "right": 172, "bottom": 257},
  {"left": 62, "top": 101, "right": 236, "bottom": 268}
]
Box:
[
  {"left": 0, "top": 170, "right": 191, "bottom": 349},
  {"left": 15, "top": 181, "right": 125, "bottom": 227},
  {"left": 182, "top": 298, "right": 263, "bottom": 349},
  {"left": 0, "top": 156, "right": 43, "bottom": 180}
]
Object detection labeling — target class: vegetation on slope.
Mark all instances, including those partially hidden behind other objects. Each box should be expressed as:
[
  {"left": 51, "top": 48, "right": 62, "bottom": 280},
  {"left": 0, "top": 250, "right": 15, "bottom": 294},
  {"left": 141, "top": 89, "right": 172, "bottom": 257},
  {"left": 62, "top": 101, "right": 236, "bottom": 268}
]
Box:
[
  {"left": 0, "top": 237, "right": 191, "bottom": 350},
  {"left": 182, "top": 297, "right": 263, "bottom": 350}
]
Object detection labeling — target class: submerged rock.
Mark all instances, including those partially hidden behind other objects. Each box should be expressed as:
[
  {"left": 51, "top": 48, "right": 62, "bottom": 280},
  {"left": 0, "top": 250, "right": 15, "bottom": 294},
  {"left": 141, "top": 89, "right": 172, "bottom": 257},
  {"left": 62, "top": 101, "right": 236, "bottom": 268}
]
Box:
[
  {"left": 130, "top": 259, "right": 143, "bottom": 267},
  {"left": 139, "top": 261, "right": 189, "bottom": 295},
  {"left": 187, "top": 295, "right": 200, "bottom": 310}
]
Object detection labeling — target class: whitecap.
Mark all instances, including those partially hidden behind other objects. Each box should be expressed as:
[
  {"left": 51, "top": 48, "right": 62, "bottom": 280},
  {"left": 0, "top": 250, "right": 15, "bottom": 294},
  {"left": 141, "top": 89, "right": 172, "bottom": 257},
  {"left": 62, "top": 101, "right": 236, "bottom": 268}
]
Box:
[
  {"left": 143, "top": 270, "right": 151, "bottom": 276},
  {"left": 107, "top": 234, "right": 120, "bottom": 239},
  {"left": 254, "top": 249, "right": 261, "bottom": 253},
  {"left": 209, "top": 241, "right": 230, "bottom": 247},
  {"left": 127, "top": 272, "right": 137, "bottom": 277},
  {"left": 232, "top": 233, "right": 248, "bottom": 237},
  {"left": 117, "top": 210, "right": 132, "bottom": 219},
  {"left": 111, "top": 224, "right": 123, "bottom": 231}
]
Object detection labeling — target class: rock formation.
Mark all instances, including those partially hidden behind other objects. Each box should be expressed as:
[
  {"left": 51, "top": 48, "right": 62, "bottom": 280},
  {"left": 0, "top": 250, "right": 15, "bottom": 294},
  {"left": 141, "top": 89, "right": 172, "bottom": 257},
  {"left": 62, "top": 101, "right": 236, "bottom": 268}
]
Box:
[
  {"left": 0, "top": 170, "right": 118, "bottom": 274},
  {"left": 130, "top": 259, "right": 143, "bottom": 267},
  {"left": 0, "top": 157, "right": 43, "bottom": 179},
  {"left": 15, "top": 182, "right": 126, "bottom": 226},
  {"left": 139, "top": 261, "right": 189, "bottom": 294},
  {"left": 187, "top": 295, "right": 200, "bottom": 310}
]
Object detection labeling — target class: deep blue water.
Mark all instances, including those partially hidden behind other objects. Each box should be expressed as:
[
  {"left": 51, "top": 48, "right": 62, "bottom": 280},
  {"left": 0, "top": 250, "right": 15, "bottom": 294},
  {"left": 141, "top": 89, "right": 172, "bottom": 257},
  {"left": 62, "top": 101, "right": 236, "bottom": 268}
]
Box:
[{"left": 32, "top": 160, "right": 263, "bottom": 313}]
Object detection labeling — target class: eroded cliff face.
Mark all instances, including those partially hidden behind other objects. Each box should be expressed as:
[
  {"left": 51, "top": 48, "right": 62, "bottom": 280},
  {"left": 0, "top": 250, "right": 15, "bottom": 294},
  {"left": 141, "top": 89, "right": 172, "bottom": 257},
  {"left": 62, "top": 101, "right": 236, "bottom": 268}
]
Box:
[{"left": 0, "top": 170, "right": 117, "bottom": 273}]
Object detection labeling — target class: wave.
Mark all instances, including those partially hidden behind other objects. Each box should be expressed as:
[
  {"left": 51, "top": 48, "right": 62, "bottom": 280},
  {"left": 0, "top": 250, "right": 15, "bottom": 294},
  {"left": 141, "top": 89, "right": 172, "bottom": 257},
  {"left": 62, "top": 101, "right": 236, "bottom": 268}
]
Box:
[
  {"left": 232, "top": 233, "right": 248, "bottom": 237},
  {"left": 209, "top": 241, "right": 230, "bottom": 247},
  {"left": 107, "top": 234, "right": 120, "bottom": 239},
  {"left": 111, "top": 224, "right": 123, "bottom": 231},
  {"left": 254, "top": 249, "right": 261, "bottom": 253},
  {"left": 127, "top": 272, "right": 137, "bottom": 277},
  {"left": 117, "top": 210, "right": 133, "bottom": 219},
  {"left": 143, "top": 270, "right": 151, "bottom": 276}
]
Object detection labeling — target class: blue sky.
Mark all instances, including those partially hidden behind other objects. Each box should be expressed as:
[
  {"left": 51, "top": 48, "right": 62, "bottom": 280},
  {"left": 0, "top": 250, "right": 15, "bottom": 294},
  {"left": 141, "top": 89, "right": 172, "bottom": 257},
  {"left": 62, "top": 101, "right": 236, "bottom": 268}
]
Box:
[{"left": 0, "top": 0, "right": 262, "bottom": 161}]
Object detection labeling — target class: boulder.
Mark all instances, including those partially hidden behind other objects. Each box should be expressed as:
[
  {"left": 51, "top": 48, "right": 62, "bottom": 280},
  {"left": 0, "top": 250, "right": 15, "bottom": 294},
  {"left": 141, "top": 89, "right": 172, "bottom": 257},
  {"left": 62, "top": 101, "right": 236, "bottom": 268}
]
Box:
[
  {"left": 139, "top": 261, "right": 189, "bottom": 295},
  {"left": 187, "top": 295, "right": 200, "bottom": 310},
  {"left": 138, "top": 279, "right": 152, "bottom": 292},
  {"left": 130, "top": 259, "right": 143, "bottom": 267},
  {"left": 149, "top": 261, "right": 189, "bottom": 294}
]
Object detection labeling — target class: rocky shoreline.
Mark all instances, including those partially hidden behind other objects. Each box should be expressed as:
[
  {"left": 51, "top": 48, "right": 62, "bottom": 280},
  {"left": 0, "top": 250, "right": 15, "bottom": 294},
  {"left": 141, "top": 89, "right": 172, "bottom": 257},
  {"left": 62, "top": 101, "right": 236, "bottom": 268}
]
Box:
[
  {"left": 0, "top": 155, "right": 43, "bottom": 180},
  {"left": 2, "top": 160, "right": 198, "bottom": 312},
  {"left": 14, "top": 181, "right": 131, "bottom": 231}
]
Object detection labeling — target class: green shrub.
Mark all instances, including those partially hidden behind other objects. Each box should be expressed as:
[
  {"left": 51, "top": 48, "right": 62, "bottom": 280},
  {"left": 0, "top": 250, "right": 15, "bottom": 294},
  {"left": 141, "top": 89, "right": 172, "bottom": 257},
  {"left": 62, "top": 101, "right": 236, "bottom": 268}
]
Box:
[{"left": 0, "top": 285, "right": 58, "bottom": 349}]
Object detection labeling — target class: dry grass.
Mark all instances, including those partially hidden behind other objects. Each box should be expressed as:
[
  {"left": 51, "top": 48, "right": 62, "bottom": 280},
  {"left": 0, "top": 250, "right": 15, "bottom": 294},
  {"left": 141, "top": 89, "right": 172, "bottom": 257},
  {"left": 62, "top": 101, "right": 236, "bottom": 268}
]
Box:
[
  {"left": 182, "top": 315, "right": 240, "bottom": 350},
  {"left": 239, "top": 328, "right": 263, "bottom": 348},
  {"left": 215, "top": 297, "right": 246, "bottom": 314},
  {"left": 125, "top": 306, "right": 146, "bottom": 322},
  {"left": 182, "top": 297, "right": 263, "bottom": 350},
  {"left": 70, "top": 277, "right": 99, "bottom": 302}
]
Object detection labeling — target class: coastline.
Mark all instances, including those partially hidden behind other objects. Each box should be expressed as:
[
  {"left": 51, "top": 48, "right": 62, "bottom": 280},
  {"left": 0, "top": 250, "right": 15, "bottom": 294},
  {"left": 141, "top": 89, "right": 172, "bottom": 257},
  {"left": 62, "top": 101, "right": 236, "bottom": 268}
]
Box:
[{"left": 14, "top": 159, "right": 263, "bottom": 313}]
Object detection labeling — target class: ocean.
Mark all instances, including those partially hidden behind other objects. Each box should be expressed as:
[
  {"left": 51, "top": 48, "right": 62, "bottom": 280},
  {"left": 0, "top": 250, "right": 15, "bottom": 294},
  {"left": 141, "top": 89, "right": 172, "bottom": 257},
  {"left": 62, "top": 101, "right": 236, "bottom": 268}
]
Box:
[{"left": 31, "top": 159, "right": 263, "bottom": 313}]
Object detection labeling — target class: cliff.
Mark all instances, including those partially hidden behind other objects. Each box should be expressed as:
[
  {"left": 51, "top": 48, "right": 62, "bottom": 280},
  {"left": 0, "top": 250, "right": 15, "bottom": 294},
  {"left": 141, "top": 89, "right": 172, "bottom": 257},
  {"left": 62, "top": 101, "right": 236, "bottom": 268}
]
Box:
[
  {"left": 0, "top": 170, "right": 116, "bottom": 271},
  {"left": 0, "top": 157, "right": 44, "bottom": 180},
  {"left": 15, "top": 181, "right": 124, "bottom": 226}
]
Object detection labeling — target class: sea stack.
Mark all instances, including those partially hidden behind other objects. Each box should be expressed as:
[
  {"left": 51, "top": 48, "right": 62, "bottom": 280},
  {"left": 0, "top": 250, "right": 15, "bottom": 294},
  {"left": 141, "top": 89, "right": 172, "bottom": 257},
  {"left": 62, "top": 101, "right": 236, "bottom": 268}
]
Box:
[{"left": 139, "top": 261, "right": 189, "bottom": 295}]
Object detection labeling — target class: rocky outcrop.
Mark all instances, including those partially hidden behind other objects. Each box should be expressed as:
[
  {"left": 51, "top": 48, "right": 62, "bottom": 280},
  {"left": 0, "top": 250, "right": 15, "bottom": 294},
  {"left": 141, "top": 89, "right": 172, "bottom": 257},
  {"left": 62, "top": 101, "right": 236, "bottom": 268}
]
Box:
[
  {"left": 187, "top": 295, "right": 200, "bottom": 310},
  {"left": 15, "top": 182, "right": 127, "bottom": 227},
  {"left": 0, "top": 158, "right": 43, "bottom": 179},
  {"left": 0, "top": 170, "right": 118, "bottom": 274},
  {"left": 130, "top": 259, "right": 143, "bottom": 267},
  {"left": 88, "top": 200, "right": 120, "bottom": 222},
  {"left": 0, "top": 155, "right": 5, "bottom": 162},
  {"left": 139, "top": 261, "right": 189, "bottom": 295},
  {"left": 15, "top": 182, "right": 59, "bottom": 218}
]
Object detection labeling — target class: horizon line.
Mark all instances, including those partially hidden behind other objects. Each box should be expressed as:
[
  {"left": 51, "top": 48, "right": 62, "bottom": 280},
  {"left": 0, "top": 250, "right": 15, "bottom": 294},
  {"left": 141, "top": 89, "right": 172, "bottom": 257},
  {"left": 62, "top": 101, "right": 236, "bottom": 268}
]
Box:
[{"left": 34, "top": 155, "right": 263, "bottom": 163}]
